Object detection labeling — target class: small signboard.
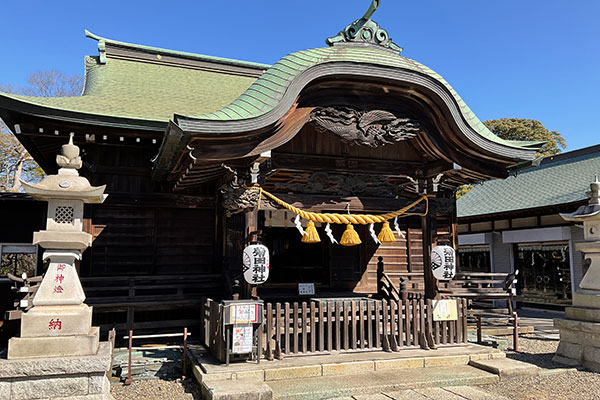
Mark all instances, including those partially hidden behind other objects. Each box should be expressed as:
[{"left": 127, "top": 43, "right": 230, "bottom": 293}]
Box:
[
  {"left": 433, "top": 299, "right": 458, "bottom": 321},
  {"left": 229, "top": 304, "right": 259, "bottom": 324},
  {"left": 243, "top": 244, "right": 270, "bottom": 285},
  {"left": 298, "top": 282, "right": 315, "bottom": 296},
  {"left": 231, "top": 325, "right": 253, "bottom": 354},
  {"left": 431, "top": 245, "right": 456, "bottom": 280}
]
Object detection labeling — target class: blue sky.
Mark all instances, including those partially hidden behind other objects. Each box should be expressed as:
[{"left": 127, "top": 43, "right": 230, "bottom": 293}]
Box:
[{"left": 1, "top": 0, "right": 598, "bottom": 151}]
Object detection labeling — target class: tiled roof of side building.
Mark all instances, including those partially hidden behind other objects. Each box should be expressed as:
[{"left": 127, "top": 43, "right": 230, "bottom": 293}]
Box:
[
  {"left": 457, "top": 145, "right": 600, "bottom": 218},
  {"left": 0, "top": 31, "right": 269, "bottom": 127}
]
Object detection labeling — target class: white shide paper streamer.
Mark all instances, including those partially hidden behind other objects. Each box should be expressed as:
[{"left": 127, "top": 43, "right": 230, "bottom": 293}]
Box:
[
  {"left": 393, "top": 216, "right": 406, "bottom": 239},
  {"left": 325, "top": 223, "right": 338, "bottom": 244},
  {"left": 294, "top": 215, "right": 307, "bottom": 237},
  {"left": 369, "top": 223, "right": 381, "bottom": 245}
]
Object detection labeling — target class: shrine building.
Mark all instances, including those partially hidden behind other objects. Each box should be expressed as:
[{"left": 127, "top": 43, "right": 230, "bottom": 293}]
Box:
[
  {"left": 458, "top": 145, "right": 600, "bottom": 308},
  {"left": 0, "top": 2, "right": 543, "bottom": 343}
]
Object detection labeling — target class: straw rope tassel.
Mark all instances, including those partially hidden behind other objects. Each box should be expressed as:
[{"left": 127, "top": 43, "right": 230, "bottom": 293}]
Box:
[
  {"left": 340, "top": 224, "right": 361, "bottom": 246},
  {"left": 302, "top": 220, "right": 321, "bottom": 243},
  {"left": 378, "top": 221, "right": 396, "bottom": 243}
]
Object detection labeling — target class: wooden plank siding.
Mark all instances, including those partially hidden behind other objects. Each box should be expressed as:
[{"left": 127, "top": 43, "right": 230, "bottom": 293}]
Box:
[
  {"left": 77, "top": 202, "right": 220, "bottom": 338},
  {"left": 82, "top": 206, "right": 216, "bottom": 277},
  {"left": 355, "top": 219, "right": 425, "bottom": 294}
]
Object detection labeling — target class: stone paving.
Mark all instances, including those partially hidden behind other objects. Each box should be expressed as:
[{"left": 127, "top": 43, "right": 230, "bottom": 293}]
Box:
[{"left": 333, "top": 386, "right": 507, "bottom": 399}]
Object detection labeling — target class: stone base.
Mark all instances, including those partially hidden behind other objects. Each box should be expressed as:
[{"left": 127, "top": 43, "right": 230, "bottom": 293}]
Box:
[
  {"left": 0, "top": 342, "right": 114, "bottom": 400},
  {"left": 562, "top": 292, "right": 600, "bottom": 328},
  {"left": 565, "top": 306, "right": 600, "bottom": 322},
  {"left": 554, "top": 318, "right": 600, "bottom": 371},
  {"left": 20, "top": 304, "right": 93, "bottom": 337},
  {"left": 7, "top": 327, "right": 99, "bottom": 359},
  {"left": 573, "top": 290, "right": 600, "bottom": 306}
]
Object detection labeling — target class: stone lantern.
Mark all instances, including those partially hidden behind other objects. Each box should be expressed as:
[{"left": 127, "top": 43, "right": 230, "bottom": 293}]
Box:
[
  {"left": 7, "top": 133, "right": 107, "bottom": 359},
  {"left": 554, "top": 176, "right": 600, "bottom": 370}
]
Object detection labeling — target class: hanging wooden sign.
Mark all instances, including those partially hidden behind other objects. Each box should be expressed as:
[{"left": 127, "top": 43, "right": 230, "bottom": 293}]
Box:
[
  {"left": 243, "top": 244, "right": 270, "bottom": 285},
  {"left": 431, "top": 245, "right": 456, "bottom": 280},
  {"left": 432, "top": 299, "right": 458, "bottom": 321}
]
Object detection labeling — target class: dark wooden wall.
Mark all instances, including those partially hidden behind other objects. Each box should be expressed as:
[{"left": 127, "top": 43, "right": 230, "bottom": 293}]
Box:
[{"left": 80, "top": 205, "right": 216, "bottom": 277}]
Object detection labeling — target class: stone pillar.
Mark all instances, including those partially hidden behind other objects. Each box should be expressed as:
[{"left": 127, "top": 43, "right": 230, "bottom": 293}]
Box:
[
  {"left": 554, "top": 177, "right": 600, "bottom": 370},
  {"left": 2, "top": 133, "right": 113, "bottom": 399},
  {"left": 8, "top": 250, "right": 99, "bottom": 359}
]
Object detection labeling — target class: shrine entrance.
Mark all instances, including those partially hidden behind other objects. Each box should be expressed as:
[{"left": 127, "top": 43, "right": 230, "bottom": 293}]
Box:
[
  {"left": 263, "top": 225, "right": 330, "bottom": 287},
  {"left": 262, "top": 222, "right": 379, "bottom": 292}
]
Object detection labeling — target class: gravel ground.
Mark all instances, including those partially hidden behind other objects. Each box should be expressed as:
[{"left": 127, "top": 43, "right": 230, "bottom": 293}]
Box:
[
  {"left": 503, "top": 334, "right": 566, "bottom": 369},
  {"left": 483, "top": 334, "right": 600, "bottom": 400},
  {"left": 110, "top": 379, "right": 202, "bottom": 400},
  {"left": 109, "top": 335, "right": 600, "bottom": 400}
]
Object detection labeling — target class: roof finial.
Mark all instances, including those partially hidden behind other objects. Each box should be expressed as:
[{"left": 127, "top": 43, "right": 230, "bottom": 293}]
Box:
[
  {"left": 57, "top": 133, "right": 82, "bottom": 172},
  {"left": 326, "top": 0, "right": 402, "bottom": 53}
]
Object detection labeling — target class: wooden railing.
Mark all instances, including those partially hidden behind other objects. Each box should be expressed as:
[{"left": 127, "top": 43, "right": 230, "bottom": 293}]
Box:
[
  {"left": 380, "top": 271, "right": 425, "bottom": 301},
  {"left": 438, "top": 271, "right": 517, "bottom": 314},
  {"left": 81, "top": 274, "right": 222, "bottom": 334},
  {"left": 202, "top": 297, "right": 468, "bottom": 361},
  {"left": 201, "top": 298, "right": 226, "bottom": 361},
  {"left": 379, "top": 272, "right": 401, "bottom": 302}
]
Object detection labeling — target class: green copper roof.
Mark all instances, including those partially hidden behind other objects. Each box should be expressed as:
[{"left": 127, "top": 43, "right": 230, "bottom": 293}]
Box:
[
  {"left": 0, "top": 56, "right": 259, "bottom": 125},
  {"left": 182, "top": 45, "right": 531, "bottom": 152},
  {"left": 457, "top": 146, "right": 600, "bottom": 217}
]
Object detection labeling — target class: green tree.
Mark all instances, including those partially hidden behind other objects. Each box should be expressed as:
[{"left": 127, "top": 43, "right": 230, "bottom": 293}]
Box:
[
  {"left": 0, "top": 70, "right": 83, "bottom": 192},
  {"left": 455, "top": 184, "right": 473, "bottom": 199},
  {"left": 456, "top": 118, "right": 566, "bottom": 199},
  {"left": 483, "top": 118, "right": 566, "bottom": 157}
]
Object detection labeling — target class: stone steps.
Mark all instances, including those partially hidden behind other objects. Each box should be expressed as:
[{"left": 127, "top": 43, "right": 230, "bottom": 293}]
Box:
[
  {"left": 192, "top": 344, "right": 510, "bottom": 399},
  {"left": 469, "top": 358, "right": 540, "bottom": 380},
  {"left": 266, "top": 365, "right": 499, "bottom": 400},
  {"left": 332, "top": 386, "right": 509, "bottom": 400},
  {"left": 198, "top": 352, "right": 551, "bottom": 399}
]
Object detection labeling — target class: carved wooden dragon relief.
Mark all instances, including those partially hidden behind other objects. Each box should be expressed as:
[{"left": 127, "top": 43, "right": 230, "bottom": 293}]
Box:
[
  {"left": 309, "top": 107, "right": 420, "bottom": 147},
  {"left": 220, "top": 181, "right": 260, "bottom": 214}
]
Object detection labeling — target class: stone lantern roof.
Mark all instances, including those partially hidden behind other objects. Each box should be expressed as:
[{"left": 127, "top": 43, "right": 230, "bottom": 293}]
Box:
[
  {"left": 20, "top": 133, "right": 107, "bottom": 204},
  {"left": 561, "top": 176, "right": 600, "bottom": 223}
]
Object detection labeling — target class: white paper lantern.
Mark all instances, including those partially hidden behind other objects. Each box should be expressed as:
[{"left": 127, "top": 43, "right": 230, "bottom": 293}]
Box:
[
  {"left": 243, "top": 244, "right": 270, "bottom": 285},
  {"left": 431, "top": 245, "right": 456, "bottom": 280}
]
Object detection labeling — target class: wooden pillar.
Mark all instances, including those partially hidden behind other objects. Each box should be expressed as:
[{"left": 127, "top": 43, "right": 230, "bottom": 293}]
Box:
[
  {"left": 422, "top": 214, "right": 438, "bottom": 300},
  {"left": 449, "top": 200, "right": 460, "bottom": 272}
]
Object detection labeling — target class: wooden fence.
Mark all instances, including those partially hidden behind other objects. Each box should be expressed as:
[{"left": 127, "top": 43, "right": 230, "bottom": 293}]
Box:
[{"left": 202, "top": 297, "right": 468, "bottom": 361}]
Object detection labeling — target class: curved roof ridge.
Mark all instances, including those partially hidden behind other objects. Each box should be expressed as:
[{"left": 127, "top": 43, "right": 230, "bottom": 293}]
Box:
[
  {"left": 175, "top": 44, "right": 540, "bottom": 154},
  {"left": 84, "top": 30, "right": 271, "bottom": 71}
]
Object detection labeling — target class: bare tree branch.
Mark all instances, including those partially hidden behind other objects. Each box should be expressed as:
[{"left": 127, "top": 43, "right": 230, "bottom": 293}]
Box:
[{"left": 0, "top": 70, "right": 84, "bottom": 192}]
